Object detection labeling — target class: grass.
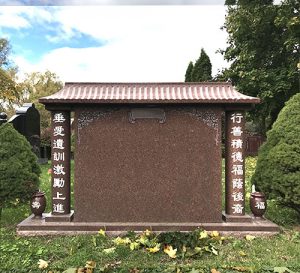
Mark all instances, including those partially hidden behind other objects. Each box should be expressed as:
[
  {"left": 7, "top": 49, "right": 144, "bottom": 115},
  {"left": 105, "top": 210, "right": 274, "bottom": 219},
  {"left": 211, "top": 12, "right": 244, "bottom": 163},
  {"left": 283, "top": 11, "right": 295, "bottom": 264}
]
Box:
[{"left": 0, "top": 158, "right": 299, "bottom": 273}]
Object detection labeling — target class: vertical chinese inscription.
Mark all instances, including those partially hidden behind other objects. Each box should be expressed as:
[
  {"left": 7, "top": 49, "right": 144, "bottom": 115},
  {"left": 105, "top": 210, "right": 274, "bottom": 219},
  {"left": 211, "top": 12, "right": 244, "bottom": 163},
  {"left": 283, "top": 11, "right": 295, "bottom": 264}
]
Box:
[
  {"left": 225, "top": 111, "right": 245, "bottom": 215},
  {"left": 51, "top": 111, "right": 70, "bottom": 215}
]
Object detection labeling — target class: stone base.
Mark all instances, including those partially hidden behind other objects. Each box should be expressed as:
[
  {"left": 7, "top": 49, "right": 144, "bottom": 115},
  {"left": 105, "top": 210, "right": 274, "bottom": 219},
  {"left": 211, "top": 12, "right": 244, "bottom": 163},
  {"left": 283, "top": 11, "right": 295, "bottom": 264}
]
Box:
[
  {"left": 222, "top": 211, "right": 252, "bottom": 223},
  {"left": 17, "top": 213, "right": 280, "bottom": 236},
  {"left": 45, "top": 211, "right": 74, "bottom": 222}
]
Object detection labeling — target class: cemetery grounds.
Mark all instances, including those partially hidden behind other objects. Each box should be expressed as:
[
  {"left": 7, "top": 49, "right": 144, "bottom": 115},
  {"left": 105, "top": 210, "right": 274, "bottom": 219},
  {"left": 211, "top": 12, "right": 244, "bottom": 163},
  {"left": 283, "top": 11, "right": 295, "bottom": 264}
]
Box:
[{"left": 0, "top": 157, "right": 299, "bottom": 273}]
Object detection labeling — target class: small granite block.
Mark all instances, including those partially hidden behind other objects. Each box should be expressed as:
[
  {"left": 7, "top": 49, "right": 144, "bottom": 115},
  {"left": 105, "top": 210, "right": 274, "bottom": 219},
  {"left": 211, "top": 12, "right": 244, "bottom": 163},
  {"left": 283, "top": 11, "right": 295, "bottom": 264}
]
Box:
[
  {"left": 222, "top": 211, "right": 252, "bottom": 223},
  {"left": 45, "top": 211, "right": 74, "bottom": 222}
]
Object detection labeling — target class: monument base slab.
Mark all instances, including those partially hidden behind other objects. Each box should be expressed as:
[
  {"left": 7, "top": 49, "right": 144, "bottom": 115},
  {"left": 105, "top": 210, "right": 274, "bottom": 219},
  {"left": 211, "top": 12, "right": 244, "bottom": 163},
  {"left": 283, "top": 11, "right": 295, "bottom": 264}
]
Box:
[
  {"left": 222, "top": 211, "right": 252, "bottom": 223},
  {"left": 17, "top": 213, "right": 280, "bottom": 236},
  {"left": 45, "top": 211, "right": 74, "bottom": 222}
]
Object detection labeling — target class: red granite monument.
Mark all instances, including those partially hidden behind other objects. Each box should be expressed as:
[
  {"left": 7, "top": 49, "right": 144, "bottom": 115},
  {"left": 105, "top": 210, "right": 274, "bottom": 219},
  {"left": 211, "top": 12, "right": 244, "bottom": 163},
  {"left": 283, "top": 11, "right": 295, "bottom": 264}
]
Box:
[{"left": 17, "top": 82, "right": 279, "bottom": 235}]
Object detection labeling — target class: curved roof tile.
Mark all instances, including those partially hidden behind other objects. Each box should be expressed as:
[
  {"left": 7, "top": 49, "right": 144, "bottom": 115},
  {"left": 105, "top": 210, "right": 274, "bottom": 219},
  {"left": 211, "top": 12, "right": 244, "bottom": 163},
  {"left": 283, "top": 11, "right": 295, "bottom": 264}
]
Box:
[{"left": 39, "top": 82, "right": 260, "bottom": 104}]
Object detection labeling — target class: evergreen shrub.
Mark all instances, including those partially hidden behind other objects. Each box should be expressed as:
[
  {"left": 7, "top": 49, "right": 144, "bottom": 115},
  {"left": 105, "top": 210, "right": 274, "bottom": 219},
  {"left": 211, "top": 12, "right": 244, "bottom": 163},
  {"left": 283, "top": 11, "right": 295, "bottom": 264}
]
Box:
[
  {"left": 251, "top": 93, "right": 300, "bottom": 215},
  {"left": 0, "top": 123, "right": 41, "bottom": 217}
]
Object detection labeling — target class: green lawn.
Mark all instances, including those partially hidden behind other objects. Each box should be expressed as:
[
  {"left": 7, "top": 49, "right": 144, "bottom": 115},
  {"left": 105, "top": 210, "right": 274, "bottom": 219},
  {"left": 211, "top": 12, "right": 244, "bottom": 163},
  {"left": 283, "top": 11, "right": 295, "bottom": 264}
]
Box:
[{"left": 0, "top": 158, "right": 299, "bottom": 273}]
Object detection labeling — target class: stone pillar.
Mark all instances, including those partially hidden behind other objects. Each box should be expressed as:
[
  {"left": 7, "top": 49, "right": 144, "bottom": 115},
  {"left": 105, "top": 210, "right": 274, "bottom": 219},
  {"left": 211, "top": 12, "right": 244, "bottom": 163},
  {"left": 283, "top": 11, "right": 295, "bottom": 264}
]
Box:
[
  {"left": 46, "top": 110, "right": 73, "bottom": 222},
  {"left": 223, "top": 110, "right": 251, "bottom": 222}
]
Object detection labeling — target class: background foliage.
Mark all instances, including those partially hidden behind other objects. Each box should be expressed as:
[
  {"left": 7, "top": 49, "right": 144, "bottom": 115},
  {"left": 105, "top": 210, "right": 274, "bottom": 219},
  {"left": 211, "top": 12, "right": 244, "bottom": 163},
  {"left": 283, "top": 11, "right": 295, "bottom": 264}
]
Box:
[
  {"left": 0, "top": 123, "right": 41, "bottom": 219},
  {"left": 251, "top": 92, "right": 300, "bottom": 215},
  {"left": 220, "top": 0, "right": 300, "bottom": 135},
  {"left": 0, "top": 38, "right": 62, "bottom": 145},
  {"left": 21, "top": 71, "right": 63, "bottom": 146},
  {"left": 0, "top": 38, "right": 23, "bottom": 111}
]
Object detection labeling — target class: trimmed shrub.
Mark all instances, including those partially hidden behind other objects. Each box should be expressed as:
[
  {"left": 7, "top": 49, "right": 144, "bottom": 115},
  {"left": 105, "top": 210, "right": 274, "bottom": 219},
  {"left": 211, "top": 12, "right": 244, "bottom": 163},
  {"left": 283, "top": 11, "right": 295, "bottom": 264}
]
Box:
[
  {"left": 0, "top": 123, "right": 41, "bottom": 218},
  {"left": 251, "top": 92, "right": 300, "bottom": 215}
]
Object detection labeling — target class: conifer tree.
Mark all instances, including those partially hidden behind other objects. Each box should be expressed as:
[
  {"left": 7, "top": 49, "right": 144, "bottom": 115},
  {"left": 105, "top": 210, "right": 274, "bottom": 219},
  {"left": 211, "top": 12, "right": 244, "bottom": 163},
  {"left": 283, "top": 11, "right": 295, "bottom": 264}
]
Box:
[
  {"left": 191, "top": 49, "right": 212, "bottom": 82},
  {"left": 185, "top": 61, "right": 194, "bottom": 82}
]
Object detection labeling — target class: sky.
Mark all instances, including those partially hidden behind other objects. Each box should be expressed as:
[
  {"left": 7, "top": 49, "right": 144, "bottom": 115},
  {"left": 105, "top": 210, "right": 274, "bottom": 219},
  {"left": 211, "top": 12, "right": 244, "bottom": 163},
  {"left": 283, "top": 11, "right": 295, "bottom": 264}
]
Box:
[{"left": 0, "top": 3, "right": 231, "bottom": 83}]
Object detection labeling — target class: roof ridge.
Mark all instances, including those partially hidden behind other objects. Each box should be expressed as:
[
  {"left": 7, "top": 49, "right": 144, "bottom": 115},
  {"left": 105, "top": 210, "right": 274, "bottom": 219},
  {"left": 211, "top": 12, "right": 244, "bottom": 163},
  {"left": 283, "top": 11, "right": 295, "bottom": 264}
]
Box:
[{"left": 64, "top": 82, "right": 233, "bottom": 85}]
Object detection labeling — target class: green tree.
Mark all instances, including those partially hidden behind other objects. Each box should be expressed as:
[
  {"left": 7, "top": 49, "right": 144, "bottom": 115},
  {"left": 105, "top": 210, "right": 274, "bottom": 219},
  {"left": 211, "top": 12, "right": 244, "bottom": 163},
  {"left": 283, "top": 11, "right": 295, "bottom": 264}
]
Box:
[
  {"left": 251, "top": 92, "right": 300, "bottom": 215},
  {"left": 0, "top": 69, "right": 18, "bottom": 106},
  {"left": 191, "top": 48, "right": 212, "bottom": 82},
  {"left": 225, "top": 0, "right": 236, "bottom": 4},
  {"left": 0, "top": 38, "right": 11, "bottom": 67},
  {"left": 220, "top": 1, "right": 300, "bottom": 135},
  {"left": 0, "top": 39, "right": 22, "bottom": 111},
  {"left": 0, "top": 123, "right": 41, "bottom": 219},
  {"left": 185, "top": 61, "right": 194, "bottom": 82},
  {"left": 225, "top": 0, "right": 273, "bottom": 4}
]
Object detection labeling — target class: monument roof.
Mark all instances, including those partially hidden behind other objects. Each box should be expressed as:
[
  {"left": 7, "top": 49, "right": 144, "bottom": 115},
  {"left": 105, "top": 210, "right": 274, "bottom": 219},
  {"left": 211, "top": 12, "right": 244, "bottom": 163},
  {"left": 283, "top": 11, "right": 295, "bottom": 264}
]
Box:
[{"left": 39, "top": 82, "right": 260, "bottom": 104}]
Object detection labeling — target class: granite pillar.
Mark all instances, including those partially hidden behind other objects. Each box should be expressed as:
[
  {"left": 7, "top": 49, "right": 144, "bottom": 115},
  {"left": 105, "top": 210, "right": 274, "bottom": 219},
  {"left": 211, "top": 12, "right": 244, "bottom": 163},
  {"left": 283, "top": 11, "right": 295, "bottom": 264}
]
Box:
[
  {"left": 46, "top": 110, "right": 73, "bottom": 222},
  {"left": 223, "top": 110, "right": 251, "bottom": 222}
]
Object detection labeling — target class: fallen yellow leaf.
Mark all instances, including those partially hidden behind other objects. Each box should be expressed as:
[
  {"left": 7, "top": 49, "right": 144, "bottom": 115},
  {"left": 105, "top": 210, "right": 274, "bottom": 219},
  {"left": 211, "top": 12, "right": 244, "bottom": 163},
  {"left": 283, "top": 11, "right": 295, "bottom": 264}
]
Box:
[
  {"left": 137, "top": 235, "right": 149, "bottom": 246},
  {"left": 144, "top": 229, "right": 152, "bottom": 236},
  {"left": 239, "top": 250, "right": 247, "bottom": 256},
  {"left": 199, "top": 230, "right": 208, "bottom": 239},
  {"left": 210, "top": 231, "right": 220, "bottom": 237},
  {"left": 194, "top": 246, "right": 202, "bottom": 253},
  {"left": 37, "top": 259, "right": 48, "bottom": 269},
  {"left": 85, "top": 260, "right": 96, "bottom": 268},
  {"left": 102, "top": 247, "right": 116, "bottom": 254},
  {"left": 113, "top": 236, "right": 131, "bottom": 245},
  {"left": 85, "top": 260, "right": 96, "bottom": 273},
  {"left": 98, "top": 229, "right": 106, "bottom": 236},
  {"left": 130, "top": 242, "right": 140, "bottom": 251},
  {"left": 147, "top": 244, "right": 160, "bottom": 253},
  {"left": 164, "top": 245, "right": 177, "bottom": 258},
  {"left": 211, "top": 268, "right": 221, "bottom": 273},
  {"left": 245, "top": 235, "right": 256, "bottom": 241}
]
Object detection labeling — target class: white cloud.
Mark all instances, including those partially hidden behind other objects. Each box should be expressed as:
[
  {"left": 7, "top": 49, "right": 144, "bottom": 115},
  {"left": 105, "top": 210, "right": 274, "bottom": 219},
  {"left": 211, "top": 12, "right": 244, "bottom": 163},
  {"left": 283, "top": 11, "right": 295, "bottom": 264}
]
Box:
[
  {"left": 12, "top": 6, "right": 229, "bottom": 82},
  {"left": 0, "top": 14, "right": 29, "bottom": 29},
  {"left": 0, "top": 6, "right": 54, "bottom": 29}
]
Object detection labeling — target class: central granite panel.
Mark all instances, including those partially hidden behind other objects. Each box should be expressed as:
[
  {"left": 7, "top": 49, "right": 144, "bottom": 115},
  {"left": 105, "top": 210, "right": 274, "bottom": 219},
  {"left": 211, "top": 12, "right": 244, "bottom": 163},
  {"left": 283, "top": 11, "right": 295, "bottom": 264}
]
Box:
[{"left": 74, "top": 106, "right": 222, "bottom": 223}]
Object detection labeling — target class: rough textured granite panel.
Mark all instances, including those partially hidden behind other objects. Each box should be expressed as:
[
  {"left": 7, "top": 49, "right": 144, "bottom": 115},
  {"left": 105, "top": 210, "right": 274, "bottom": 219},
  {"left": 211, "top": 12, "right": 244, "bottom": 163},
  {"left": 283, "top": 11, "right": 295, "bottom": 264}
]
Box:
[{"left": 74, "top": 106, "right": 222, "bottom": 223}]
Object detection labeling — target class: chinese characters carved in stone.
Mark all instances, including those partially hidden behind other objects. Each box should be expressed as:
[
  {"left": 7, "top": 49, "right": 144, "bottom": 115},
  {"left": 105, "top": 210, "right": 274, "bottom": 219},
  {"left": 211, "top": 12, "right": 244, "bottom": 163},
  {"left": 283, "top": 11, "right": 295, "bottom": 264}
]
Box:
[{"left": 51, "top": 111, "right": 70, "bottom": 215}]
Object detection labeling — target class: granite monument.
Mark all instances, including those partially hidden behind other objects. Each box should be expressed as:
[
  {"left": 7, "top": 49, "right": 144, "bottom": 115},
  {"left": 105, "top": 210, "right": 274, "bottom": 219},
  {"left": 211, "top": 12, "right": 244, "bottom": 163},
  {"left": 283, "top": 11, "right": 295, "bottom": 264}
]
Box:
[{"left": 17, "top": 82, "right": 279, "bottom": 235}]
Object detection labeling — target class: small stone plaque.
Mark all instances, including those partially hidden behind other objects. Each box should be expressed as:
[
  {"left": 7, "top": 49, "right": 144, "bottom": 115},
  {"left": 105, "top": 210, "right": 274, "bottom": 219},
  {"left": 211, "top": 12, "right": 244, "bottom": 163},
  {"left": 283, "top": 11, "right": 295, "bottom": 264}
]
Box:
[{"left": 129, "top": 108, "right": 166, "bottom": 123}]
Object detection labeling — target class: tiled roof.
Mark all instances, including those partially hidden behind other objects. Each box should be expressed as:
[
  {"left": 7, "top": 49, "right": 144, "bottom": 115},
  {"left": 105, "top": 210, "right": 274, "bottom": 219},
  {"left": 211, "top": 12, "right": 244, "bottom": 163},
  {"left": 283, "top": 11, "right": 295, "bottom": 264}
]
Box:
[{"left": 39, "top": 82, "right": 260, "bottom": 104}]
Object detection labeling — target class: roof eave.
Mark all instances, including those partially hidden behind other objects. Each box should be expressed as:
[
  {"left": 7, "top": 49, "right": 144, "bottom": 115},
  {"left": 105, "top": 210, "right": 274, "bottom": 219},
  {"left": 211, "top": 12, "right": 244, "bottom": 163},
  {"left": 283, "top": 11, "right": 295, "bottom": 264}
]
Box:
[{"left": 39, "top": 98, "right": 260, "bottom": 105}]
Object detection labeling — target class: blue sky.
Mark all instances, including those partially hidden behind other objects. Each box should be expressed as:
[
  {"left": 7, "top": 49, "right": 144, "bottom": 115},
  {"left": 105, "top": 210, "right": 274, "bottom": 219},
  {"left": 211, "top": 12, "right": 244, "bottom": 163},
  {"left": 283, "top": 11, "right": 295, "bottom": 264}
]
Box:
[
  {"left": 4, "top": 22, "right": 104, "bottom": 62},
  {"left": 5, "top": 24, "right": 105, "bottom": 63},
  {"left": 0, "top": 5, "right": 229, "bottom": 82}
]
